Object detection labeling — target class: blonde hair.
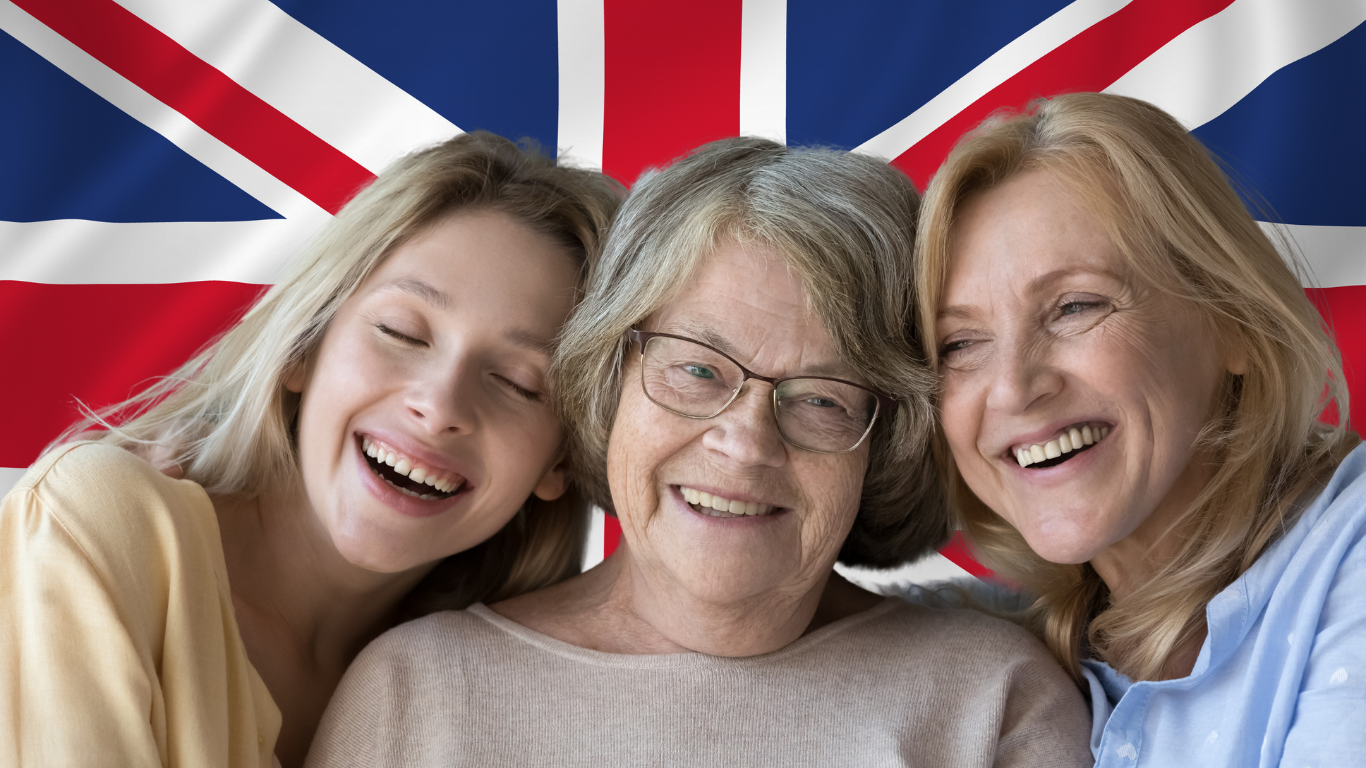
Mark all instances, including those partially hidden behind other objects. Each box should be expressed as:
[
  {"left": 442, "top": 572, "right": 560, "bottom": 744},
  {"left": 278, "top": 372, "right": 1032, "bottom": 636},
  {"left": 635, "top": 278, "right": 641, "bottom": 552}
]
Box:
[
  {"left": 62, "top": 131, "right": 623, "bottom": 613},
  {"left": 916, "top": 92, "right": 1357, "bottom": 680},
  {"left": 555, "top": 137, "right": 948, "bottom": 566}
]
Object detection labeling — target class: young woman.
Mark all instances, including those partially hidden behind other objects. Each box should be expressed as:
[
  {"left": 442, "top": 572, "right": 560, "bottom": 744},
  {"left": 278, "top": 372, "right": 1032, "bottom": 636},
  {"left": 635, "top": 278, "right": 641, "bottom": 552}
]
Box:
[{"left": 0, "top": 132, "right": 621, "bottom": 768}]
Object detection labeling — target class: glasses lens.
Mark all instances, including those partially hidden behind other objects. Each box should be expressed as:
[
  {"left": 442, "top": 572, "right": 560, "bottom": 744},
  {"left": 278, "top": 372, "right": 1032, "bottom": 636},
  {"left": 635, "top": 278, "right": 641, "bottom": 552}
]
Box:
[
  {"left": 775, "top": 378, "right": 879, "bottom": 452},
  {"left": 640, "top": 336, "right": 743, "bottom": 417}
]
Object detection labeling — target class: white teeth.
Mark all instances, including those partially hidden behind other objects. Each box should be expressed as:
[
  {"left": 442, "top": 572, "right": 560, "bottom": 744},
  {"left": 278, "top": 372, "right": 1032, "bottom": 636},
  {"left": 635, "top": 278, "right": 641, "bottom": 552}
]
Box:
[
  {"left": 1015, "top": 425, "right": 1112, "bottom": 468},
  {"left": 678, "top": 486, "right": 773, "bottom": 517},
  {"left": 361, "top": 437, "right": 462, "bottom": 496}
]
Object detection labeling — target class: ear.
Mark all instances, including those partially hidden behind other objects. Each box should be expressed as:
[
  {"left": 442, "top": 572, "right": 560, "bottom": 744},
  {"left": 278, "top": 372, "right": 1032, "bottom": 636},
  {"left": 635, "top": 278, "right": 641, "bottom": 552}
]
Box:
[
  {"left": 1224, "top": 342, "right": 1248, "bottom": 377},
  {"left": 284, "top": 358, "right": 309, "bottom": 394},
  {"left": 531, "top": 452, "right": 571, "bottom": 501}
]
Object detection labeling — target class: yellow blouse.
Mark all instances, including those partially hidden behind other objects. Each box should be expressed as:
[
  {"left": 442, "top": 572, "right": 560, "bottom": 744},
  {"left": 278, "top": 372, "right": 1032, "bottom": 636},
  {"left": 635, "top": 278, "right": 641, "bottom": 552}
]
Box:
[{"left": 0, "top": 443, "right": 280, "bottom": 767}]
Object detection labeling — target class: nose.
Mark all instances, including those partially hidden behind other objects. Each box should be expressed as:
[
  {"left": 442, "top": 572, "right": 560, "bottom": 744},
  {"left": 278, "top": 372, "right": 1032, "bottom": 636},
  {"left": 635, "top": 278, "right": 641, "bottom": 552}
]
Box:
[
  {"left": 984, "top": 334, "right": 1062, "bottom": 415},
  {"left": 404, "top": 358, "right": 479, "bottom": 436},
  {"left": 700, "top": 382, "right": 788, "bottom": 468}
]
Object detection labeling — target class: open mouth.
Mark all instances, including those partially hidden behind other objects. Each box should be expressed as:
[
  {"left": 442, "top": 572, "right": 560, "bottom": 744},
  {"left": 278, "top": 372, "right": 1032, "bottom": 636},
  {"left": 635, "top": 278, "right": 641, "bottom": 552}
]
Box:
[
  {"left": 1014, "top": 424, "right": 1110, "bottom": 469},
  {"left": 678, "top": 486, "right": 777, "bottom": 518},
  {"left": 360, "top": 435, "right": 466, "bottom": 501}
]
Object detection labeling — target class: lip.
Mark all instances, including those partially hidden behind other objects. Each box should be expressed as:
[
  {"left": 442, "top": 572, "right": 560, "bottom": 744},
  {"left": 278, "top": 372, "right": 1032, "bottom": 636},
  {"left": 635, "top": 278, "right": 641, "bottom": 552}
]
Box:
[
  {"left": 669, "top": 484, "right": 788, "bottom": 523},
  {"left": 999, "top": 417, "right": 1114, "bottom": 457},
  {"left": 353, "top": 432, "right": 475, "bottom": 519}
]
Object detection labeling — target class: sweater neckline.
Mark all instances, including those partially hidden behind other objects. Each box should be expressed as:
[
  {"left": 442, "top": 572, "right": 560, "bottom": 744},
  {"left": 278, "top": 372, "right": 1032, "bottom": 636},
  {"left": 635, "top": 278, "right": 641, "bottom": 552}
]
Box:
[{"left": 466, "top": 597, "right": 900, "bottom": 669}]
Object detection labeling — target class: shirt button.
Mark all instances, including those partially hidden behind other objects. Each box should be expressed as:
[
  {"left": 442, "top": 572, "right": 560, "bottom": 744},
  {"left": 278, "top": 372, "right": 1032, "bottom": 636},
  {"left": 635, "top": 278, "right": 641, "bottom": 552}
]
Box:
[{"left": 1117, "top": 742, "right": 1138, "bottom": 760}]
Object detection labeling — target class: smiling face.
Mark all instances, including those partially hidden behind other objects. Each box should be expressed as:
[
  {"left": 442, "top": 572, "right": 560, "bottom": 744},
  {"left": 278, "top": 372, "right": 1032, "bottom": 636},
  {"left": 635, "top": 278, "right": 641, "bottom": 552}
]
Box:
[
  {"left": 936, "top": 169, "right": 1235, "bottom": 578},
  {"left": 288, "top": 209, "right": 578, "bottom": 574},
  {"left": 606, "top": 240, "right": 871, "bottom": 610}
]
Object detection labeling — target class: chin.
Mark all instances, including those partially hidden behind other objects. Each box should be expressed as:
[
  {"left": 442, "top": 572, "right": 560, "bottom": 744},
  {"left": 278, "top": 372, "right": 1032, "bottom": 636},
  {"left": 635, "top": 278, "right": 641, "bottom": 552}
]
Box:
[
  {"left": 332, "top": 527, "right": 426, "bottom": 574},
  {"left": 1018, "top": 526, "right": 1103, "bottom": 566}
]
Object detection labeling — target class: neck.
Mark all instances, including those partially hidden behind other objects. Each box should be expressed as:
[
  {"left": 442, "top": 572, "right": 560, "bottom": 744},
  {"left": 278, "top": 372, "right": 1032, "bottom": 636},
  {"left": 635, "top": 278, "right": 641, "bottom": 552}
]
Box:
[
  {"left": 496, "top": 542, "right": 879, "bottom": 657},
  {"left": 1090, "top": 456, "right": 1217, "bottom": 602},
  {"left": 213, "top": 484, "right": 432, "bottom": 667}
]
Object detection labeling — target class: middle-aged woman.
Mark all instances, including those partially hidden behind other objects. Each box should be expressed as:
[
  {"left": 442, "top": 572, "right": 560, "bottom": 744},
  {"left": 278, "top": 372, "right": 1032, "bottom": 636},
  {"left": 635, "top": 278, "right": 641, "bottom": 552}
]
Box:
[
  {"left": 919, "top": 92, "right": 1366, "bottom": 766},
  {"left": 307, "top": 137, "right": 1092, "bottom": 767}
]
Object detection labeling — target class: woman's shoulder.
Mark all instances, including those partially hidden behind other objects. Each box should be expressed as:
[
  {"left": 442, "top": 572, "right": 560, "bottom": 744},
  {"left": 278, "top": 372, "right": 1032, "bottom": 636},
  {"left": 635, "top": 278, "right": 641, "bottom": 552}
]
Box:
[
  {"left": 352, "top": 607, "right": 504, "bottom": 670},
  {"left": 3, "top": 442, "right": 218, "bottom": 575},
  {"left": 870, "top": 595, "right": 1053, "bottom": 661}
]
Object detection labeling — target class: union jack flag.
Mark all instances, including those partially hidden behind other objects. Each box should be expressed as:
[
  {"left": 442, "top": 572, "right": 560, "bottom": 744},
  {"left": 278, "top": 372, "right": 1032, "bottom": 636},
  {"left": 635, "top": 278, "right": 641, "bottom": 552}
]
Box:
[{"left": 3, "top": 0, "right": 1364, "bottom": 583}]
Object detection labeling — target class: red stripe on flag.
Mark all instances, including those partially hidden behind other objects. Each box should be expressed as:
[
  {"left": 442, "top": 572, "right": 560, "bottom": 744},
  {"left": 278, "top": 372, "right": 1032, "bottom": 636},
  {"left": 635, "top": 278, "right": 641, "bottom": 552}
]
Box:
[
  {"left": 0, "top": 281, "right": 264, "bottom": 468},
  {"left": 602, "top": 0, "right": 743, "bottom": 186},
  {"left": 1309, "top": 285, "right": 1366, "bottom": 431},
  {"left": 14, "top": 0, "right": 375, "bottom": 214},
  {"left": 939, "top": 531, "right": 995, "bottom": 580},
  {"left": 893, "top": 0, "right": 1237, "bottom": 188},
  {"left": 603, "top": 513, "right": 623, "bottom": 559}
]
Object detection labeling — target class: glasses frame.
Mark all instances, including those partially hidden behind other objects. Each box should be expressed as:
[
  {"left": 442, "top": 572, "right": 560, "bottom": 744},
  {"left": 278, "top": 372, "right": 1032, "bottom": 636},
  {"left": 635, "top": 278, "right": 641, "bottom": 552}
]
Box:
[{"left": 627, "top": 330, "right": 897, "bottom": 455}]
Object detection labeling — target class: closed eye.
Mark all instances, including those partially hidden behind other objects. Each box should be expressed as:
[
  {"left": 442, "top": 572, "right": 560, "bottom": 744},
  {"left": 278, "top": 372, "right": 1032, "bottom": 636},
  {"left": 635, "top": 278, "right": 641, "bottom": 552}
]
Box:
[
  {"left": 376, "top": 323, "right": 426, "bottom": 346},
  {"left": 494, "top": 374, "right": 543, "bottom": 403}
]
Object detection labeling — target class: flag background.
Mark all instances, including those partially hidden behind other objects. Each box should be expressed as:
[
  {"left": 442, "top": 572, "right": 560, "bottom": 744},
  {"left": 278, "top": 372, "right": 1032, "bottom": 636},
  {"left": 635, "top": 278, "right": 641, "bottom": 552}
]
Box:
[{"left": 3, "top": 0, "right": 1364, "bottom": 581}]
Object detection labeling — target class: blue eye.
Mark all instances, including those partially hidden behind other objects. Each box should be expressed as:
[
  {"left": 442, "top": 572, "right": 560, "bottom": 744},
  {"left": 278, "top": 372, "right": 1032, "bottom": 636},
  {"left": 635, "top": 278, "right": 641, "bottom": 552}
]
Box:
[
  {"left": 1060, "top": 302, "right": 1086, "bottom": 316},
  {"left": 684, "top": 364, "right": 715, "bottom": 380}
]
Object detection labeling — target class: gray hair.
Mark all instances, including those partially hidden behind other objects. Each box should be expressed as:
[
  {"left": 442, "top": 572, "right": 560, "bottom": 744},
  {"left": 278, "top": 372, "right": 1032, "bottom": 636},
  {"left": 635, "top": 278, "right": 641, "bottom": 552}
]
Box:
[{"left": 554, "top": 137, "right": 948, "bottom": 567}]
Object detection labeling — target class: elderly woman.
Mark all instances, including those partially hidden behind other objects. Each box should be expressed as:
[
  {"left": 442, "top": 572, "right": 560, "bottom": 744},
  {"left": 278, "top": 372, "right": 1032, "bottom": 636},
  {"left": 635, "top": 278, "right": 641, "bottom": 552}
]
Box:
[
  {"left": 918, "top": 92, "right": 1366, "bottom": 766},
  {"left": 306, "top": 138, "right": 1091, "bottom": 766}
]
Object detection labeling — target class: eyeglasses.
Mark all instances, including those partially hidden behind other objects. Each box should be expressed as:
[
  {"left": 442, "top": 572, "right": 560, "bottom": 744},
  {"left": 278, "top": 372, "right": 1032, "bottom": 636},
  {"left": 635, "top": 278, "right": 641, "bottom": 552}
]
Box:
[{"left": 627, "top": 330, "right": 895, "bottom": 454}]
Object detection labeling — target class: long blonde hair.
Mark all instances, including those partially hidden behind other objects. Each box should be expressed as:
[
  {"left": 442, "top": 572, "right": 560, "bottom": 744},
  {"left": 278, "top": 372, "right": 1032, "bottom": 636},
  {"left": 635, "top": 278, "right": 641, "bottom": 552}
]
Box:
[
  {"left": 61, "top": 131, "right": 623, "bottom": 613},
  {"left": 916, "top": 93, "right": 1356, "bottom": 680}
]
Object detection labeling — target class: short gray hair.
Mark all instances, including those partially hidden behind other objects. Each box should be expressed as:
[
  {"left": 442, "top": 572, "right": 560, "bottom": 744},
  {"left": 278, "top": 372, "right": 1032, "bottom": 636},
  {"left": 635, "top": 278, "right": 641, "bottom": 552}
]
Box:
[{"left": 554, "top": 137, "right": 947, "bottom": 567}]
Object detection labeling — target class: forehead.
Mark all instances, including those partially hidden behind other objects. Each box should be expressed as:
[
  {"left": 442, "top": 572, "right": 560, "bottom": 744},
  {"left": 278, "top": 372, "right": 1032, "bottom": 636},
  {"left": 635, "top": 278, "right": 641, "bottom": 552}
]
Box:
[
  {"left": 648, "top": 240, "right": 848, "bottom": 374},
  {"left": 944, "top": 170, "right": 1125, "bottom": 306},
  {"left": 362, "top": 209, "right": 580, "bottom": 334}
]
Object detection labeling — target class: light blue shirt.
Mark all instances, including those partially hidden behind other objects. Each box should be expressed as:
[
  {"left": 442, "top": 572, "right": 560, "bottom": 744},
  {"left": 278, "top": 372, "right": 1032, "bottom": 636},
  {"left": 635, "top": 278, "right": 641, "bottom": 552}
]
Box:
[{"left": 1083, "top": 444, "right": 1366, "bottom": 767}]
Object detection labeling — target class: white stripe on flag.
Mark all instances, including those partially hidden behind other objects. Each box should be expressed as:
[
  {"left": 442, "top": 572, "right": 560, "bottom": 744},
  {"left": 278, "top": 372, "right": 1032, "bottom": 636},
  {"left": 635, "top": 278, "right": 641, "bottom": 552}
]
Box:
[
  {"left": 557, "top": 0, "right": 606, "bottom": 170},
  {"left": 739, "top": 0, "right": 787, "bottom": 144},
  {"left": 1105, "top": 0, "right": 1366, "bottom": 131},
  {"left": 1264, "top": 222, "right": 1366, "bottom": 290},
  {"left": 0, "top": 2, "right": 331, "bottom": 223},
  {"left": 836, "top": 554, "right": 974, "bottom": 593},
  {"left": 582, "top": 506, "right": 607, "bottom": 571},
  {"left": 0, "top": 219, "right": 323, "bottom": 284},
  {"left": 854, "top": 0, "right": 1132, "bottom": 160},
  {"left": 116, "top": 0, "right": 461, "bottom": 174},
  {"left": 1, "top": 467, "right": 26, "bottom": 498}
]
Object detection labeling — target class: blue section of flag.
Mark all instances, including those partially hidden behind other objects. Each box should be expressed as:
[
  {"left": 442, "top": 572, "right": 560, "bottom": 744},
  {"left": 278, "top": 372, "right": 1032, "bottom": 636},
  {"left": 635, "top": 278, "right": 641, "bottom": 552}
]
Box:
[
  {"left": 785, "top": 0, "right": 1072, "bottom": 151},
  {"left": 0, "top": 31, "right": 279, "bottom": 223},
  {"left": 272, "top": 0, "right": 559, "bottom": 152},
  {"left": 1192, "top": 20, "right": 1366, "bottom": 227}
]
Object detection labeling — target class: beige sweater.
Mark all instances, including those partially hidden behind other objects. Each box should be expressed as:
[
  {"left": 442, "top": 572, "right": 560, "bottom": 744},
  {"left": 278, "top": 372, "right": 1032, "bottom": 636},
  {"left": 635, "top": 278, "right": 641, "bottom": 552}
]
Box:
[{"left": 307, "top": 598, "right": 1091, "bottom": 767}]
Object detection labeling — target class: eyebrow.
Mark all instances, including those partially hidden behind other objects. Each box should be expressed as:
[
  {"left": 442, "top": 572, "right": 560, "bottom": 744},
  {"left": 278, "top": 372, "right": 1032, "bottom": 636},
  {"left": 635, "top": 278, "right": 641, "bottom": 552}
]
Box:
[
  {"left": 504, "top": 329, "right": 556, "bottom": 355},
  {"left": 379, "top": 278, "right": 554, "bottom": 355},
  {"left": 377, "top": 277, "right": 451, "bottom": 309},
  {"left": 937, "top": 267, "right": 1125, "bottom": 321},
  {"left": 661, "top": 319, "right": 858, "bottom": 379}
]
